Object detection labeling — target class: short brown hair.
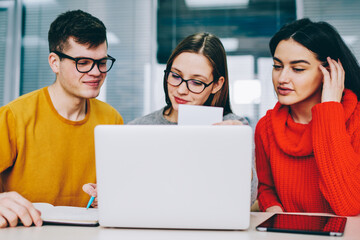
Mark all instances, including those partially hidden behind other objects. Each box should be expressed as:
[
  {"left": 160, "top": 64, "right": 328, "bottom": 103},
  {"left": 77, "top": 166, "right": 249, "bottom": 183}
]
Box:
[{"left": 48, "top": 9, "right": 107, "bottom": 52}]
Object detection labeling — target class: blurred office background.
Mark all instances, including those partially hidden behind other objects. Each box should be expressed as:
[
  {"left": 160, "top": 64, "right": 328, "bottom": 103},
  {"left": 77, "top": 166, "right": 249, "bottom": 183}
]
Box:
[{"left": 1, "top": 0, "right": 360, "bottom": 127}]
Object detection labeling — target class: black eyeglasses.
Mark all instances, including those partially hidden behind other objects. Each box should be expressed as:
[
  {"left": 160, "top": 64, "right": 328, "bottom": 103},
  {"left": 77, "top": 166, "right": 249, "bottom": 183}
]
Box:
[
  {"left": 52, "top": 51, "right": 116, "bottom": 73},
  {"left": 164, "top": 70, "right": 214, "bottom": 94}
]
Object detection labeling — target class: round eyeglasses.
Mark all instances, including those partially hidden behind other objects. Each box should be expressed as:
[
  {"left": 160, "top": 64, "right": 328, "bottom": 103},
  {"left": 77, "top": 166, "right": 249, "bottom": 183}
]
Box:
[
  {"left": 164, "top": 70, "right": 214, "bottom": 94},
  {"left": 52, "top": 51, "right": 116, "bottom": 73}
]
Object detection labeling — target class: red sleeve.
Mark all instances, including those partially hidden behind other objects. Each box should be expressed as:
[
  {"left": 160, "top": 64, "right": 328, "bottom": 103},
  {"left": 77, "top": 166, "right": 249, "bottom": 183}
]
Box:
[
  {"left": 312, "top": 102, "right": 360, "bottom": 216},
  {"left": 255, "top": 116, "right": 284, "bottom": 211}
]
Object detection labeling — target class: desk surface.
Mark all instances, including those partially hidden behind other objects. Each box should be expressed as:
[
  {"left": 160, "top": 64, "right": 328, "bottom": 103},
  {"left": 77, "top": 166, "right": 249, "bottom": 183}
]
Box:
[{"left": 1, "top": 212, "right": 359, "bottom": 240}]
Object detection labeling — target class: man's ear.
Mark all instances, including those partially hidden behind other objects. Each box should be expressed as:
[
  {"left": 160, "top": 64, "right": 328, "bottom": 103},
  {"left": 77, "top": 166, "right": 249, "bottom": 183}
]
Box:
[
  {"left": 48, "top": 52, "right": 60, "bottom": 74},
  {"left": 211, "top": 76, "right": 225, "bottom": 94}
]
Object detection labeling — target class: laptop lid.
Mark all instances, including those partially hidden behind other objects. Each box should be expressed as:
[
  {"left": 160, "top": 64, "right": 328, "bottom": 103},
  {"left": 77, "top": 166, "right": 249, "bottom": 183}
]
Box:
[{"left": 95, "top": 125, "right": 252, "bottom": 230}]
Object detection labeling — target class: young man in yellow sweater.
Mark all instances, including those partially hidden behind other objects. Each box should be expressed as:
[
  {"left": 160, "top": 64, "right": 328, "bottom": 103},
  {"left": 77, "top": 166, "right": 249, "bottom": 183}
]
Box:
[{"left": 0, "top": 10, "right": 123, "bottom": 227}]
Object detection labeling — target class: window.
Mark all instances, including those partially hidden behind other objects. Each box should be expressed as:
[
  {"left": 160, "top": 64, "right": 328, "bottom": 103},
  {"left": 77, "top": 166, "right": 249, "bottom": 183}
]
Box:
[{"left": 0, "top": 0, "right": 21, "bottom": 106}]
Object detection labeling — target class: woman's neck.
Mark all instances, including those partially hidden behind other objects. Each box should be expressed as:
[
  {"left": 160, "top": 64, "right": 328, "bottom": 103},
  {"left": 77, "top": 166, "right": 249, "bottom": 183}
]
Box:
[
  {"left": 289, "top": 91, "right": 321, "bottom": 124},
  {"left": 163, "top": 107, "right": 178, "bottom": 123},
  {"left": 289, "top": 104, "right": 313, "bottom": 124}
]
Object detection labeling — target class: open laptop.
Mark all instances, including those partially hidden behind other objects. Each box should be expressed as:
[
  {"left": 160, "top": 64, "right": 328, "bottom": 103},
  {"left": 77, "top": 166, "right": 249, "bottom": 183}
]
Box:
[{"left": 95, "top": 125, "right": 252, "bottom": 230}]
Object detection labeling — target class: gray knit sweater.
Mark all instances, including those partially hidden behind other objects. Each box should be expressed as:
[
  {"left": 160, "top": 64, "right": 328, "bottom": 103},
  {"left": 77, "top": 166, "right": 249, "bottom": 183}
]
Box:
[{"left": 128, "top": 107, "right": 248, "bottom": 125}]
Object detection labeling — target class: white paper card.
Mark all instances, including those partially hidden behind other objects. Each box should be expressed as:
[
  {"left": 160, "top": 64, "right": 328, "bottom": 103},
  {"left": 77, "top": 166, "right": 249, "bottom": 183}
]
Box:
[{"left": 178, "top": 105, "right": 223, "bottom": 125}]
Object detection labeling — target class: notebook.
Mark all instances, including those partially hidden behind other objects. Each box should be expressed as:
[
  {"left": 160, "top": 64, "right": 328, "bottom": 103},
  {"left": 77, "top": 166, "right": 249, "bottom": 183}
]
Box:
[
  {"left": 33, "top": 203, "right": 98, "bottom": 226},
  {"left": 95, "top": 125, "right": 252, "bottom": 230}
]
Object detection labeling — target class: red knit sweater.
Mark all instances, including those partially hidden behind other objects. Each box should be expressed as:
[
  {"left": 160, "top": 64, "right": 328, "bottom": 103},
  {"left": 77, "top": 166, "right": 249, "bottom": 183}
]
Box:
[{"left": 255, "top": 89, "right": 360, "bottom": 216}]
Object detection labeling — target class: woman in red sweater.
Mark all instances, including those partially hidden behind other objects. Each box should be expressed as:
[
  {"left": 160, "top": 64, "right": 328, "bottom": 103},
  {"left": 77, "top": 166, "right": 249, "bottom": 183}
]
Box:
[{"left": 255, "top": 18, "right": 360, "bottom": 216}]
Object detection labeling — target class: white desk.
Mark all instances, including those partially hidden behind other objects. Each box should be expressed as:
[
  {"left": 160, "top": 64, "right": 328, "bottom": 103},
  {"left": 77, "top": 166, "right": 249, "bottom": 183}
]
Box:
[{"left": 1, "top": 212, "right": 359, "bottom": 240}]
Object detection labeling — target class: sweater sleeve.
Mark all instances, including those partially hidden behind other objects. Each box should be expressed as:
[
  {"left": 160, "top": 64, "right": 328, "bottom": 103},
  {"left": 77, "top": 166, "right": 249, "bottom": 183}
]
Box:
[
  {"left": 0, "top": 106, "right": 17, "bottom": 174},
  {"left": 255, "top": 117, "right": 284, "bottom": 211},
  {"left": 312, "top": 102, "right": 360, "bottom": 216}
]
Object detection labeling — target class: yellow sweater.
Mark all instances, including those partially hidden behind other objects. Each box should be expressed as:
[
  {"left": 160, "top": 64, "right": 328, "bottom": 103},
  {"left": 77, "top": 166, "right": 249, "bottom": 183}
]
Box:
[{"left": 0, "top": 87, "right": 123, "bottom": 207}]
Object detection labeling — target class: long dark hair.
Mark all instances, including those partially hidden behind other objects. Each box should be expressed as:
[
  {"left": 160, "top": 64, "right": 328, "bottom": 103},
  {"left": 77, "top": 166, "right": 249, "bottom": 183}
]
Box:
[
  {"left": 270, "top": 18, "right": 360, "bottom": 100},
  {"left": 163, "top": 32, "right": 232, "bottom": 115}
]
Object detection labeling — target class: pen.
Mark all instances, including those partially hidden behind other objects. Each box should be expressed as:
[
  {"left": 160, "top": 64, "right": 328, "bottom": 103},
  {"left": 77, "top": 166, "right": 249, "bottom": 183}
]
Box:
[{"left": 86, "top": 196, "right": 95, "bottom": 209}]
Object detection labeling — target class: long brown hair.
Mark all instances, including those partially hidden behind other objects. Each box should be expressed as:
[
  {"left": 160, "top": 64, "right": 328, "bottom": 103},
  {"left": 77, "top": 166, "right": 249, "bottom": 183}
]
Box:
[{"left": 163, "top": 32, "right": 232, "bottom": 115}]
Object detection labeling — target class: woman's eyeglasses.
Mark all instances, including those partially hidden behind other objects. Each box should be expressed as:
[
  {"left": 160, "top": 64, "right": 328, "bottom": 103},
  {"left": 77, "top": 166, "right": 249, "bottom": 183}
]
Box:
[{"left": 164, "top": 70, "right": 213, "bottom": 94}]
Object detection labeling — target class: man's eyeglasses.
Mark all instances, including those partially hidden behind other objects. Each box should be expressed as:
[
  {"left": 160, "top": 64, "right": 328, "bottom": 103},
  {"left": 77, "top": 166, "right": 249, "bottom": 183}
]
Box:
[
  {"left": 164, "top": 70, "right": 213, "bottom": 94},
  {"left": 52, "top": 51, "right": 116, "bottom": 73}
]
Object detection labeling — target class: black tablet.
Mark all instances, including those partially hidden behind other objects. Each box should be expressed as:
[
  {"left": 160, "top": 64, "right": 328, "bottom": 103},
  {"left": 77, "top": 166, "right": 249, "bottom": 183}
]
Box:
[{"left": 256, "top": 213, "right": 347, "bottom": 236}]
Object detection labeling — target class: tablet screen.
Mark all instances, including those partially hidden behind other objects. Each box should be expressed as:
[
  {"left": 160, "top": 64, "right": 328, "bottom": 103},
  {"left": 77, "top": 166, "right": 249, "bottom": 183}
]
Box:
[{"left": 256, "top": 213, "right": 347, "bottom": 236}]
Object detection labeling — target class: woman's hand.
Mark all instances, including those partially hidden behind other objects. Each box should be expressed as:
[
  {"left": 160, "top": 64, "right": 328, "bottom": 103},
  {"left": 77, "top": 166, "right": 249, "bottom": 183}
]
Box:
[
  {"left": 319, "top": 57, "right": 345, "bottom": 103},
  {"left": 213, "top": 120, "right": 244, "bottom": 125},
  {"left": 82, "top": 183, "right": 98, "bottom": 208},
  {"left": 265, "top": 205, "right": 284, "bottom": 213}
]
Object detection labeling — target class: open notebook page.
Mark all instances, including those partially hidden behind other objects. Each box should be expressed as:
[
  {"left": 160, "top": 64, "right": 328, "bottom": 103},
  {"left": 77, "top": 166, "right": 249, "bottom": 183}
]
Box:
[{"left": 33, "top": 202, "right": 98, "bottom": 225}]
